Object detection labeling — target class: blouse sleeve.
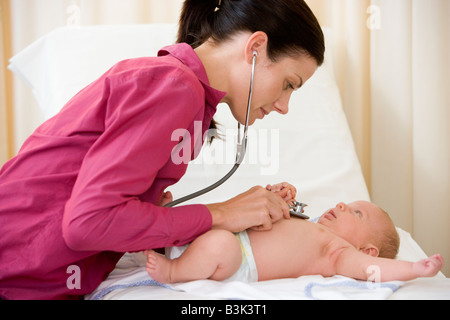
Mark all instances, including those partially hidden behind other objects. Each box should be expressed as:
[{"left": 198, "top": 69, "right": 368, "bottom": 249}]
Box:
[{"left": 63, "top": 65, "right": 212, "bottom": 252}]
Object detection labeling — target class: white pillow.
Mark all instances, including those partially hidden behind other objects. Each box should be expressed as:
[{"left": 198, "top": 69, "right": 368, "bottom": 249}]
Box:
[{"left": 9, "top": 24, "right": 179, "bottom": 119}]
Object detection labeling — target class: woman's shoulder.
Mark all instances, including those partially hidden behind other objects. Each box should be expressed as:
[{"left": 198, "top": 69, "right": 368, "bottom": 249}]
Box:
[{"left": 105, "top": 54, "right": 201, "bottom": 89}]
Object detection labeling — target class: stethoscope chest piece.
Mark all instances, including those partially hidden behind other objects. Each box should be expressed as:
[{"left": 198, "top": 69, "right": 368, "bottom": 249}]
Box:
[{"left": 289, "top": 201, "right": 310, "bottom": 220}]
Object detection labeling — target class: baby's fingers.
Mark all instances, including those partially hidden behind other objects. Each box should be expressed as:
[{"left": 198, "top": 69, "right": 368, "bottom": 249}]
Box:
[
  {"left": 417, "top": 254, "right": 445, "bottom": 277},
  {"left": 284, "top": 190, "right": 293, "bottom": 201},
  {"left": 430, "top": 254, "right": 444, "bottom": 269},
  {"left": 268, "top": 183, "right": 283, "bottom": 192}
]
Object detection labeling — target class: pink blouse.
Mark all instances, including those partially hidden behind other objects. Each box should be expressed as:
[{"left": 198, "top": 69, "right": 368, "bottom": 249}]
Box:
[{"left": 0, "top": 43, "right": 226, "bottom": 299}]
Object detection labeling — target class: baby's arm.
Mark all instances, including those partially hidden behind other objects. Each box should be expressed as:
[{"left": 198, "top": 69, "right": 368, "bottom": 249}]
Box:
[{"left": 331, "top": 243, "right": 444, "bottom": 281}]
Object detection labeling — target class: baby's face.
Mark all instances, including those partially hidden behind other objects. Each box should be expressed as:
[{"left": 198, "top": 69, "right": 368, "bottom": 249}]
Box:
[{"left": 317, "top": 201, "right": 384, "bottom": 249}]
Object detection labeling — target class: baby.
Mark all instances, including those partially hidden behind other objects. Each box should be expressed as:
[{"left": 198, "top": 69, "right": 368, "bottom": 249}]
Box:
[{"left": 145, "top": 183, "right": 444, "bottom": 284}]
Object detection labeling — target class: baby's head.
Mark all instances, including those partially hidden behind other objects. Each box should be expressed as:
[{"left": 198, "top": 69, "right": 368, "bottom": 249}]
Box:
[{"left": 318, "top": 201, "right": 400, "bottom": 259}]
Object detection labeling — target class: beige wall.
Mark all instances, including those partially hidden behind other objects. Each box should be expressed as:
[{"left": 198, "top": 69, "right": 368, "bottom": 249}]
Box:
[
  {"left": 306, "top": 0, "right": 372, "bottom": 193},
  {"left": 307, "top": 0, "right": 450, "bottom": 276},
  {"left": 0, "top": 0, "right": 14, "bottom": 164}
]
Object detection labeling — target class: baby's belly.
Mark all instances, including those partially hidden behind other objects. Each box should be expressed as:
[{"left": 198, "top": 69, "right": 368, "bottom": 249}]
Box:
[{"left": 247, "top": 219, "right": 332, "bottom": 280}]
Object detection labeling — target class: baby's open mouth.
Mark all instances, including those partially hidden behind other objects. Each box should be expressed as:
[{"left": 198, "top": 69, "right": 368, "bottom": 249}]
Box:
[{"left": 324, "top": 210, "right": 337, "bottom": 220}]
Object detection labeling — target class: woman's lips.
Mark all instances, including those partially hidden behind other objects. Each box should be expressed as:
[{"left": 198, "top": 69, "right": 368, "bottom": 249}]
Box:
[{"left": 260, "top": 108, "right": 269, "bottom": 118}]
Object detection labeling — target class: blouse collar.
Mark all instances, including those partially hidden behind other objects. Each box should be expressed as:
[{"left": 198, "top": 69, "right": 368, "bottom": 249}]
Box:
[{"left": 158, "top": 43, "right": 226, "bottom": 110}]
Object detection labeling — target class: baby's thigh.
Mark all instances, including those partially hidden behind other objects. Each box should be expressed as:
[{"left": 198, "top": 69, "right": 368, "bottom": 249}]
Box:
[
  {"left": 196, "top": 230, "right": 242, "bottom": 280},
  {"left": 192, "top": 230, "right": 242, "bottom": 267},
  {"left": 194, "top": 229, "right": 241, "bottom": 255}
]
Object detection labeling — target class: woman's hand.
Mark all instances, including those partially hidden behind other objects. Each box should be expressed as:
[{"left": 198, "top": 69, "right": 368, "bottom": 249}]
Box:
[{"left": 206, "top": 186, "right": 291, "bottom": 233}]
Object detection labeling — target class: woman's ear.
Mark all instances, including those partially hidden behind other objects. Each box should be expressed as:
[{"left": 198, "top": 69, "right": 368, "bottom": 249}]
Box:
[{"left": 244, "top": 31, "right": 269, "bottom": 64}]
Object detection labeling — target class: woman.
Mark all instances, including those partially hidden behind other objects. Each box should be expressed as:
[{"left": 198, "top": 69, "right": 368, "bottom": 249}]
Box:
[{"left": 0, "top": 0, "right": 324, "bottom": 299}]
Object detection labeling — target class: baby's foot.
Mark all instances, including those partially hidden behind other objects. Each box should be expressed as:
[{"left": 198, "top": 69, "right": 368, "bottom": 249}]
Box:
[{"left": 145, "top": 250, "right": 173, "bottom": 283}]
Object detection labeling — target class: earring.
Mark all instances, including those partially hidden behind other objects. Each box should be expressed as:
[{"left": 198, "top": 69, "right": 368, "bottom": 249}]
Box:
[{"left": 214, "top": 0, "right": 222, "bottom": 12}]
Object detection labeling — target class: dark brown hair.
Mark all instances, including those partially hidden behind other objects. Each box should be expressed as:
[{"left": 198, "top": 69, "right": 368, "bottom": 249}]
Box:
[
  {"left": 376, "top": 209, "right": 400, "bottom": 259},
  {"left": 178, "top": 0, "right": 324, "bottom": 64},
  {"left": 177, "top": 0, "right": 325, "bottom": 133}
]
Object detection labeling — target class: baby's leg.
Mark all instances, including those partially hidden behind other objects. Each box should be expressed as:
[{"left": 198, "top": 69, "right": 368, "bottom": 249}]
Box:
[{"left": 146, "top": 229, "right": 242, "bottom": 283}]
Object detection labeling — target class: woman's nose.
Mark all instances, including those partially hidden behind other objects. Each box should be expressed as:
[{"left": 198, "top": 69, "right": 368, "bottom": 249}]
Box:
[{"left": 274, "top": 94, "right": 291, "bottom": 115}]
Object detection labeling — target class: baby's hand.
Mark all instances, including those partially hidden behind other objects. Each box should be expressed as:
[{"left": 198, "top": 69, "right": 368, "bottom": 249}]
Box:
[
  {"left": 266, "top": 182, "right": 297, "bottom": 204},
  {"left": 413, "top": 254, "right": 444, "bottom": 278}
]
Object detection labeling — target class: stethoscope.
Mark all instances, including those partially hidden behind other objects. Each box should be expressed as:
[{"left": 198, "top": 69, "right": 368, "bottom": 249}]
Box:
[{"left": 164, "top": 51, "right": 310, "bottom": 220}]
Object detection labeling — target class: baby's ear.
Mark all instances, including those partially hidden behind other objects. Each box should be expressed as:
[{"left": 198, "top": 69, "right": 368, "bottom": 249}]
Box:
[{"left": 360, "top": 245, "right": 379, "bottom": 257}]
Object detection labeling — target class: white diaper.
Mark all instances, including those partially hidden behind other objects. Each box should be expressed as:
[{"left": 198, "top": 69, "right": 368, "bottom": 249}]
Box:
[
  {"left": 226, "top": 230, "right": 259, "bottom": 283},
  {"left": 165, "top": 230, "right": 258, "bottom": 283}
]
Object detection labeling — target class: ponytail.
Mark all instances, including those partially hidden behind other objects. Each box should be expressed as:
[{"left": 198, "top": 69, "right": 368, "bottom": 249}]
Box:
[{"left": 177, "top": 1, "right": 218, "bottom": 49}]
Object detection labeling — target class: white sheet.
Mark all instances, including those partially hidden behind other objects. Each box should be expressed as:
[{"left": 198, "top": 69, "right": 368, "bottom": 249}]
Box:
[
  {"left": 87, "top": 252, "right": 403, "bottom": 300},
  {"left": 9, "top": 24, "right": 449, "bottom": 300},
  {"left": 85, "top": 226, "right": 449, "bottom": 300}
]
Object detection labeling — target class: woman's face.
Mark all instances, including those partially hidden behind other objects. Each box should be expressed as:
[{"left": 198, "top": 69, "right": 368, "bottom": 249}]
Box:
[{"left": 229, "top": 53, "right": 318, "bottom": 125}]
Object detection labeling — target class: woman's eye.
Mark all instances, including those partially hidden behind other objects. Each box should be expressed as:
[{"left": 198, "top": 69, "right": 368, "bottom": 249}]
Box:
[{"left": 286, "top": 82, "right": 295, "bottom": 90}]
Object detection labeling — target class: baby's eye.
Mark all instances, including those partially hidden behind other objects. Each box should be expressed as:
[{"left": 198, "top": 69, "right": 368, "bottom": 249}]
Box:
[{"left": 355, "top": 210, "right": 362, "bottom": 217}]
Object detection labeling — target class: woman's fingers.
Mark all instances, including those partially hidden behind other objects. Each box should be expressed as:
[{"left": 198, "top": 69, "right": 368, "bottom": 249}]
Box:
[{"left": 207, "top": 186, "right": 290, "bottom": 233}]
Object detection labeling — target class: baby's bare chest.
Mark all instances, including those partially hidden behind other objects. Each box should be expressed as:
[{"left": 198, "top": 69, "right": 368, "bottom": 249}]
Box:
[{"left": 248, "top": 220, "right": 338, "bottom": 278}]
